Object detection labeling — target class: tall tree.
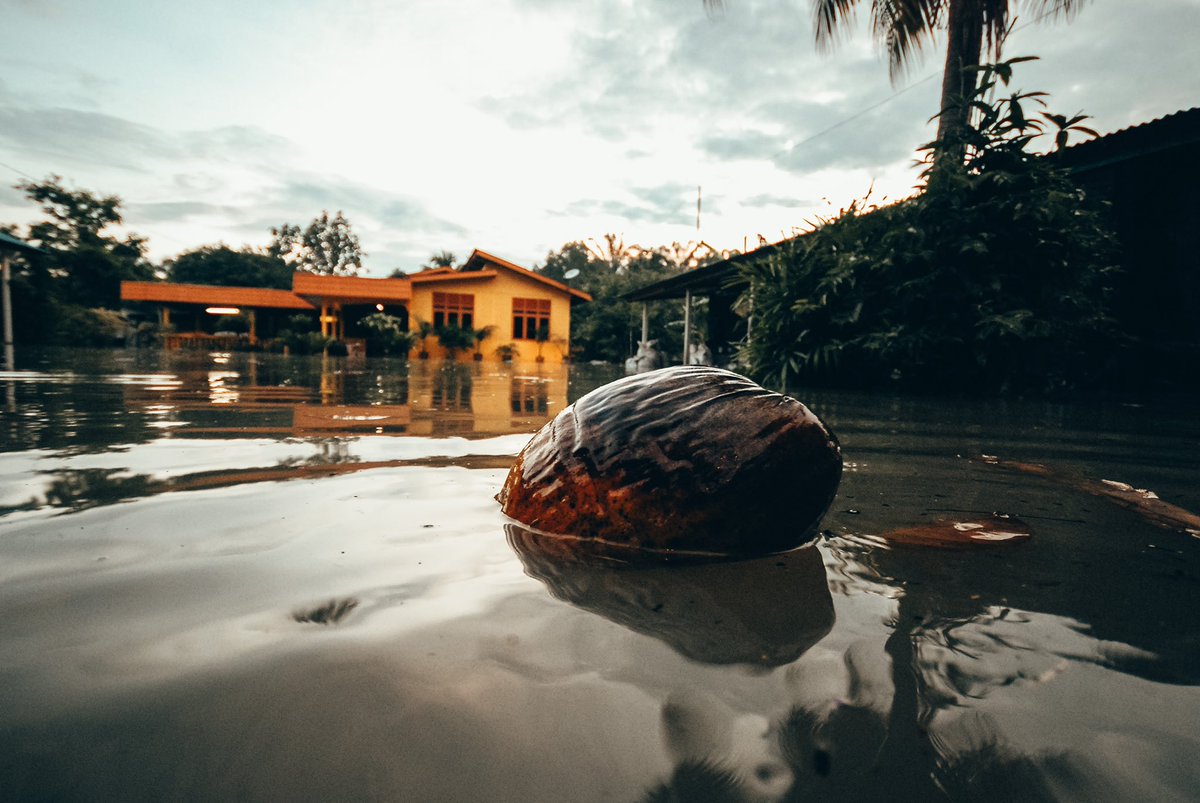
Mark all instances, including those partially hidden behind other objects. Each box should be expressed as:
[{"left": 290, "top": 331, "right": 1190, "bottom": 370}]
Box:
[
  {"left": 267, "top": 222, "right": 302, "bottom": 264},
  {"left": 269, "top": 212, "right": 364, "bottom": 275},
  {"left": 15, "top": 175, "right": 152, "bottom": 308},
  {"left": 301, "top": 211, "right": 363, "bottom": 275}
]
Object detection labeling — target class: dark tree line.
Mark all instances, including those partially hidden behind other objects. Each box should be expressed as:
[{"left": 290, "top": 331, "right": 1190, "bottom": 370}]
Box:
[
  {"left": 535, "top": 235, "right": 728, "bottom": 365},
  {"left": 2, "top": 176, "right": 154, "bottom": 345},
  {"left": 2, "top": 175, "right": 366, "bottom": 345}
]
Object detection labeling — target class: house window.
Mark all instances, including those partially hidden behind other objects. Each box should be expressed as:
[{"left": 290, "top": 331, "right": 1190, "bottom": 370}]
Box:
[
  {"left": 512, "top": 297, "right": 550, "bottom": 340},
  {"left": 433, "top": 292, "right": 474, "bottom": 329}
]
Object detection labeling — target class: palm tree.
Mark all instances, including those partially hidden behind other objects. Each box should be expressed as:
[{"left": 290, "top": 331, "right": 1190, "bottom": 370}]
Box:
[
  {"left": 424, "top": 250, "right": 457, "bottom": 269},
  {"left": 707, "top": 1, "right": 1089, "bottom": 167}
]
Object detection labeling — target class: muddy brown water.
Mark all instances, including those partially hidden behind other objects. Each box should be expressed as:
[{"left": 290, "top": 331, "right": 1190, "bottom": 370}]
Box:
[{"left": 1, "top": 349, "right": 1198, "bottom": 801}]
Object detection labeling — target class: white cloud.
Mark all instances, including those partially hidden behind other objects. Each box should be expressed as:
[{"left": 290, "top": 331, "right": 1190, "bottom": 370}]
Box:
[{"left": 1, "top": 0, "right": 1197, "bottom": 273}]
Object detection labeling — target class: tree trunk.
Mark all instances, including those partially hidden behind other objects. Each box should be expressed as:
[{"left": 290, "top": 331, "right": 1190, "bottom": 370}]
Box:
[{"left": 934, "top": 0, "right": 985, "bottom": 171}]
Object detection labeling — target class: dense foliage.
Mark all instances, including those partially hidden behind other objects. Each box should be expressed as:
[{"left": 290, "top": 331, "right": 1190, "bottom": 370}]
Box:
[
  {"left": 738, "top": 60, "right": 1119, "bottom": 393},
  {"left": 166, "top": 245, "right": 292, "bottom": 289},
  {"left": 536, "top": 236, "right": 720, "bottom": 364},
  {"left": 359, "top": 312, "right": 416, "bottom": 356},
  {"left": 268, "top": 211, "right": 364, "bottom": 276},
  {"left": 3, "top": 176, "right": 154, "bottom": 345}
]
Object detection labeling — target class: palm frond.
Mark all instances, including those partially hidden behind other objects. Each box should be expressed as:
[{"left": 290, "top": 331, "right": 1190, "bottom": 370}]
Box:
[
  {"left": 812, "top": 0, "right": 862, "bottom": 49},
  {"left": 979, "top": 0, "right": 1015, "bottom": 58},
  {"left": 873, "top": 0, "right": 944, "bottom": 79}
]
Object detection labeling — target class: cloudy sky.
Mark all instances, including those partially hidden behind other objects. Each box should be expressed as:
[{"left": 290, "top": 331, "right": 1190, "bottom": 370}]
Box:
[{"left": 2, "top": 0, "right": 1198, "bottom": 275}]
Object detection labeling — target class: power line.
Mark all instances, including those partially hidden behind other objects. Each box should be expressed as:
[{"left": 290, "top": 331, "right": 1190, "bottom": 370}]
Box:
[
  {"left": 769, "top": 72, "right": 939, "bottom": 162},
  {"left": 0, "top": 159, "right": 36, "bottom": 181},
  {"left": 765, "top": 7, "right": 1072, "bottom": 163}
]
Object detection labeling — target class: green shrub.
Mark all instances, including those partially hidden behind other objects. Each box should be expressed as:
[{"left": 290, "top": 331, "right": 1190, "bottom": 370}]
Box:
[
  {"left": 738, "top": 59, "right": 1119, "bottom": 394},
  {"left": 53, "top": 305, "right": 128, "bottom": 347},
  {"left": 360, "top": 312, "right": 416, "bottom": 356},
  {"left": 435, "top": 324, "right": 475, "bottom": 358}
]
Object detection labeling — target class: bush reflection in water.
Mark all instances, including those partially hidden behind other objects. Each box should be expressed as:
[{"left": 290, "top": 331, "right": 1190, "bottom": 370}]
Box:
[{"left": 0, "top": 349, "right": 1198, "bottom": 801}]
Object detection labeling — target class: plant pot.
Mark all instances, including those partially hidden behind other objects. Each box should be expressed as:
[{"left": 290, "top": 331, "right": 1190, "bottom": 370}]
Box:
[
  {"left": 474, "top": 353, "right": 483, "bottom": 361},
  {"left": 419, "top": 351, "right": 429, "bottom": 360}
]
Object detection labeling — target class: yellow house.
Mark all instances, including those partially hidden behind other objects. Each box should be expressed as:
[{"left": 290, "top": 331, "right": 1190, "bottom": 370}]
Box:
[
  {"left": 120, "top": 247, "right": 590, "bottom": 363},
  {"left": 408, "top": 249, "right": 591, "bottom": 364}
]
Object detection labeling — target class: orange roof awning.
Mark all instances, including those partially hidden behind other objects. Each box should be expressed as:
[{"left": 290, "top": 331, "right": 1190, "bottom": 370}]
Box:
[{"left": 120, "top": 281, "right": 313, "bottom": 309}]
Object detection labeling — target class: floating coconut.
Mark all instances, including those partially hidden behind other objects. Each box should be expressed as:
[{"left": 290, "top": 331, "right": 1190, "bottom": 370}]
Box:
[{"left": 498, "top": 366, "right": 843, "bottom": 559}]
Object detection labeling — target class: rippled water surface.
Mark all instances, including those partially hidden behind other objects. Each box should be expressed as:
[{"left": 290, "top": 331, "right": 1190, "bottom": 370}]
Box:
[{"left": 2, "top": 349, "right": 1198, "bottom": 801}]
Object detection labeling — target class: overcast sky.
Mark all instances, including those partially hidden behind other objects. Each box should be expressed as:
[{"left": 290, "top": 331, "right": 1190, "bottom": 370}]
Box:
[{"left": 2, "top": 0, "right": 1198, "bottom": 275}]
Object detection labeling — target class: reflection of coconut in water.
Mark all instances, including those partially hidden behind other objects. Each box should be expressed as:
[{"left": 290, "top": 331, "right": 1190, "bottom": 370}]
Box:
[
  {"left": 507, "top": 523, "right": 834, "bottom": 666},
  {"left": 499, "top": 366, "right": 844, "bottom": 560}
]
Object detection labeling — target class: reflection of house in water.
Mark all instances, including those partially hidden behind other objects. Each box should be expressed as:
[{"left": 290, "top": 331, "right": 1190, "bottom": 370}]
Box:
[
  {"left": 510, "top": 377, "right": 549, "bottom": 416},
  {"left": 292, "top": 405, "right": 410, "bottom": 435},
  {"left": 120, "top": 359, "right": 569, "bottom": 439},
  {"left": 407, "top": 365, "right": 568, "bottom": 437}
]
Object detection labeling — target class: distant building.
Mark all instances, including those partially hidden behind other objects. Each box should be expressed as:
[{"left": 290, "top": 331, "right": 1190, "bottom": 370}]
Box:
[{"left": 121, "top": 248, "right": 591, "bottom": 363}]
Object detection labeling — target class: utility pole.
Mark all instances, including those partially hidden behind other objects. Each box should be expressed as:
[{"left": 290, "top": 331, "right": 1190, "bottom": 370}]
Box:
[
  {"left": 1, "top": 233, "right": 49, "bottom": 373},
  {"left": 2, "top": 256, "right": 14, "bottom": 372},
  {"left": 681, "top": 185, "right": 700, "bottom": 364}
]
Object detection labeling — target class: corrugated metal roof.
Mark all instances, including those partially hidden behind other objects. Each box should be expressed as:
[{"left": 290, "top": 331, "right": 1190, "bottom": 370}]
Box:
[
  {"left": 0, "top": 231, "right": 47, "bottom": 254},
  {"left": 1058, "top": 106, "right": 1200, "bottom": 173}
]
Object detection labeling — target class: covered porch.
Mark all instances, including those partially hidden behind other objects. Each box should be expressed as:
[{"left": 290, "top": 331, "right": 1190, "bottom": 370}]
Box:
[
  {"left": 120, "top": 282, "right": 314, "bottom": 347},
  {"left": 291, "top": 273, "right": 412, "bottom": 341}
]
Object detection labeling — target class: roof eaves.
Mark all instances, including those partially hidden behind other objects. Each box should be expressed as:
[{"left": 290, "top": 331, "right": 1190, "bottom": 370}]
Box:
[
  {"left": 0, "top": 231, "right": 48, "bottom": 255},
  {"left": 465, "top": 248, "right": 592, "bottom": 302}
]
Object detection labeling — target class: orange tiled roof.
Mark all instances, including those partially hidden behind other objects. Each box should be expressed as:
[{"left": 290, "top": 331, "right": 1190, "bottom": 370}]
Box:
[
  {"left": 291, "top": 272, "right": 412, "bottom": 303},
  {"left": 463, "top": 249, "right": 592, "bottom": 303},
  {"left": 120, "top": 281, "right": 313, "bottom": 309},
  {"left": 408, "top": 269, "right": 499, "bottom": 285}
]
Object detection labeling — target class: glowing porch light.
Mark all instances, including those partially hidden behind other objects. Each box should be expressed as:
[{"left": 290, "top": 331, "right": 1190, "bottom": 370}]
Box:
[
  {"left": 375, "top": 304, "right": 384, "bottom": 311},
  {"left": 206, "top": 307, "right": 240, "bottom": 315}
]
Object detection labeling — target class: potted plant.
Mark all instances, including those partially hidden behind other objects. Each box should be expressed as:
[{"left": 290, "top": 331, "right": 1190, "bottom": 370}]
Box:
[
  {"left": 494, "top": 343, "right": 516, "bottom": 363},
  {"left": 435, "top": 324, "right": 475, "bottom": 362},
  {"left": 472, "top": 325, "right": 496, "bottom": 361},
  {"left": 360, "top": 312, "right": 417, "bottom": 357}
]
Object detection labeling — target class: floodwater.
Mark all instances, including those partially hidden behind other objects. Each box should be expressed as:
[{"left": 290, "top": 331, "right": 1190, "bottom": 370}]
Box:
[{"left": 1, "top": 349, "right": 1198, "bottom": 802}]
